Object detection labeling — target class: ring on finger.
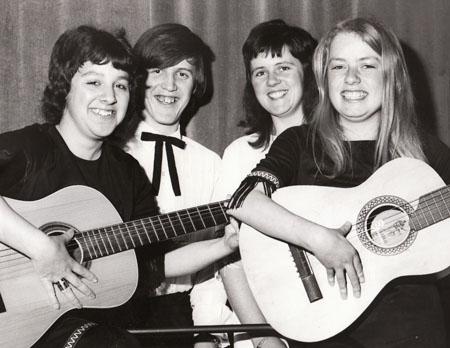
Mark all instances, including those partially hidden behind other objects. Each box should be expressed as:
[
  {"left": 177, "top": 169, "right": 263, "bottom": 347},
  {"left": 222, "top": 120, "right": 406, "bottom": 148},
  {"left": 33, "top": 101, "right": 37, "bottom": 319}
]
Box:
[{"left": 55, "top": 278, "right": 70, "bottom": 291}]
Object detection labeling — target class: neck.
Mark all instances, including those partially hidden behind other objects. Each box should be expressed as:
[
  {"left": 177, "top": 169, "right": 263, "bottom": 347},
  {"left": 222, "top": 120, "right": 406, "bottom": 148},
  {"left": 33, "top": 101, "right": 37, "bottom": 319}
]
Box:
[
  {"left": 56, "top": 122, "right": 102, "bottom": 161},
  {"left": 271, "top": 111, "right": 304, "bottom": 137},
  {"left": 143, "top": 112, "right": 180, "bottom": 136},
  {"left": 341, "top": 115, "right": 380, "bottom": 141}
]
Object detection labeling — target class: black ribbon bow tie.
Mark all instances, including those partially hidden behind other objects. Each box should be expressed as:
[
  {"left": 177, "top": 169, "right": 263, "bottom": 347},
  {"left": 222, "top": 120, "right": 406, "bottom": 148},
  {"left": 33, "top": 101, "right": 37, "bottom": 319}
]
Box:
[{"left": 140, "top": 132, "right": 186, "bottom": 196}]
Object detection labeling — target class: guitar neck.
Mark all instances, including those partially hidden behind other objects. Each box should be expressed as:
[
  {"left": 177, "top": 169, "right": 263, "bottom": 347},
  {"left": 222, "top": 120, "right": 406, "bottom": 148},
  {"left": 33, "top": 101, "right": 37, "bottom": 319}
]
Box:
[
  {"left": 75, "top": 200, "right": 229, "bottom": 261},
  {"left": 411, "top": 185, "right": 450, "bottom": 230}
]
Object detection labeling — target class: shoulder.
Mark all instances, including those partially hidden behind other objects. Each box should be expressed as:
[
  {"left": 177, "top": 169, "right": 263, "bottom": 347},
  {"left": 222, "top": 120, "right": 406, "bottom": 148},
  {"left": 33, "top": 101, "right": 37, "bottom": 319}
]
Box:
[
  {"left": 223, "top": 134, "right": 262, "bottom": 157},
  {"left": 103, "top": 141, "right": 147, "bottom": 173},
  {"left": 0, "top": 123, "right": 54, "bottom": 156},
  {"left": 183, "top": 136, "right": 221, "bottom": 162}
]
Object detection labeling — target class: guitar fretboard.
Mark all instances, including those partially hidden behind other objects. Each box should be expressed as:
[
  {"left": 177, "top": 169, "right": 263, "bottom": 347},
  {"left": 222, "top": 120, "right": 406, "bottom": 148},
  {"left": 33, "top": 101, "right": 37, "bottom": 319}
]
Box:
[
  {"left": 411, "top": 185, "right": 450, "bottom": 231},
  {"left": 74, "top": 201, "right": 229, "bottom": 261}
]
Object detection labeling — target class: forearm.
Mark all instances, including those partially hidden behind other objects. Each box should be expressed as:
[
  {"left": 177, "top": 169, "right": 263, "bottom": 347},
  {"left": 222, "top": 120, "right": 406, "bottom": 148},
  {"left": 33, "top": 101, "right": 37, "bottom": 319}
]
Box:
[
  {"left": 230, "top": 188, "right": 322, "bottom": 250},
  {"left": 220, "top": 261, "right": 267, "bottom": 323},
  {"left": 164, "top": 237, "right": 233, "bottom": 278},
  {"left": 0, "top": 197, "right": 50, "bottom": 258}
]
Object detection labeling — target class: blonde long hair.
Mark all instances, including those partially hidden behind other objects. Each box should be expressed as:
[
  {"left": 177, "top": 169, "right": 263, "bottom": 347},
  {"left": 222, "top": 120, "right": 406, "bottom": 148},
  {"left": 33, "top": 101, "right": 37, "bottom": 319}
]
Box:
[{"left": 311, "top": 17, "right": 425, "bottom": 176}]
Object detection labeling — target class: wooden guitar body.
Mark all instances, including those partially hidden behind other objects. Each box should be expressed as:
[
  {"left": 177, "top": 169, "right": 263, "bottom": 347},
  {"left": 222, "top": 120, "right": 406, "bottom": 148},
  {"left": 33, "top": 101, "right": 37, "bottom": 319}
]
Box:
[
  {"left": 240, "top": 158, "right": 450, "bottom": 342},
  {"left": 0, "top": 186, "right": 137, "bottom": 347}
]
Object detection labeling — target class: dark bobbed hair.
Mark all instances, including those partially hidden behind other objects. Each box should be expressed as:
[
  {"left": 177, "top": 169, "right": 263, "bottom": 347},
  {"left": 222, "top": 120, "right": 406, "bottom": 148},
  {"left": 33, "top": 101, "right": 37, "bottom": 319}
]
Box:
[
  {"left": 115, "top": 23, "right": 215, "bottom": 143},
  {"left": 241, "top": 19, "right": 318, "bottom": 149},
  {"left": 41, "top": 25, "right": 136, "bottom": 124}
]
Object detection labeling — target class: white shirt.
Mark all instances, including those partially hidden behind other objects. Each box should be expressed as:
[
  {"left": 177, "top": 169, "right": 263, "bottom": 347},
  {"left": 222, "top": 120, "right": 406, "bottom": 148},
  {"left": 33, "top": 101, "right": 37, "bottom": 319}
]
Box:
[
  {"left": 216, "top": 133, "right": 274, "bottom": 200},
  {"left": 125, "top": 121, "right": 222, "bottom": 294}
]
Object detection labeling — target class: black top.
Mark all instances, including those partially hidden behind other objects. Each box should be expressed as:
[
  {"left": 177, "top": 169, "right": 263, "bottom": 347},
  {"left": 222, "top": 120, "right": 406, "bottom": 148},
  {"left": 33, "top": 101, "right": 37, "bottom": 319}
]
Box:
[
  {"left": 0, "top": 123, "right": 169, "bottom": 326},
  {"left": 252, "top": 125, "right": 450, "bottom": 345},
  {"left": 254, "top": 125, "right": 450, "bottom": 188}
]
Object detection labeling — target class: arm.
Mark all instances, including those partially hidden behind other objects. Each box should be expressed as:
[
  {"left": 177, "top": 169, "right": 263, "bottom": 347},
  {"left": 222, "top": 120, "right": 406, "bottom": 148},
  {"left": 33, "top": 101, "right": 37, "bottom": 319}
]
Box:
[
  {"left": 164, "top": 224, "right": 238, "bottom": 278},
  {"left": 228, "top": 186, "right": 364, "bottom": 299},
  {"left": 0, "top": 196, "right": 97, "bottom": 308}
]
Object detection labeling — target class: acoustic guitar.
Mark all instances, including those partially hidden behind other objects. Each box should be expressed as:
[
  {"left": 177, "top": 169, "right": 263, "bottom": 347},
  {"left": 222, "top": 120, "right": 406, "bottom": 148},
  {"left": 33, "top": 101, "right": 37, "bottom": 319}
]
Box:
[
  {"left": 239, "top": 158, "right": 450, "bottom": 342},
  {"left": 0, "top": 185, "right": 228, "bottom": 347}
]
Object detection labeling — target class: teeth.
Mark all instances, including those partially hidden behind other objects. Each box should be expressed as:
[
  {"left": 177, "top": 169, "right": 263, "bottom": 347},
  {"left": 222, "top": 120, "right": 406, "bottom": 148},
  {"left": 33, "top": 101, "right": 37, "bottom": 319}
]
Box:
[
  {"left": 92, "top": 108, "right": 113, "bottom": 116},
  {"left": 341, "top": 91, "right": 367, "bottom": 100},
  {"left": 268, "top": 90, "right": 287, "bottom": 99},
  {"left": 156, "top": 96, "right": 176, "bottom": 104}
]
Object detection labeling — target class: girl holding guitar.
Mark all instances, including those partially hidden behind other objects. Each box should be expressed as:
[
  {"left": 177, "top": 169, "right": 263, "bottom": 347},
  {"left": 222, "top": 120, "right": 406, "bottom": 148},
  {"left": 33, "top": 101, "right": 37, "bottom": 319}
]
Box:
[{"left": 227, "top": 17, "right": 450, "bottom": 347}]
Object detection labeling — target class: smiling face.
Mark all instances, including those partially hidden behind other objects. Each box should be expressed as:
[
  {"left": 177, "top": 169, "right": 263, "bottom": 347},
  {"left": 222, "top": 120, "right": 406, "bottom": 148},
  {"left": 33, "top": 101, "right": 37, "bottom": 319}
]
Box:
[
  {"left": 250, "top": 46, "right": 305, "bottom": 121},
  {"left": 143, "top": 59, "right": 195, "bottom": 134},
  {"left": 328, "top": 32, "right": 383, "bottom": 128},
  {"left": 61, "top": 61, "right": 130, "bottom": 144}
]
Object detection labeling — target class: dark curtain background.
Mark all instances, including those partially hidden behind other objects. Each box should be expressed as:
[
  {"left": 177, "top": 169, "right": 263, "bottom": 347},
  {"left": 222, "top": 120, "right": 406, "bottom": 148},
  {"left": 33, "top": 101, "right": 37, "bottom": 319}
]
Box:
[{"left": 1, "top": 0, "right": 449, "bottom": 154}]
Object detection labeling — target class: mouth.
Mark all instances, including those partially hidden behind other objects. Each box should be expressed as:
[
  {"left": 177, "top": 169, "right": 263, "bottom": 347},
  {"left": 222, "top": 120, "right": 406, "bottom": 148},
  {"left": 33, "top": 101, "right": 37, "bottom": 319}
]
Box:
[
  {"left": 155, "top": 95, "right": 177, "bottom": 104},
  {"left": 341, "top": 90, "right": 368, "bottom": 101},
  {"left": 267, "top": 89, "right": 288, "bottom": 100},
  {"left": 91, "top": 108, "right": 115, "bottom": 117}
]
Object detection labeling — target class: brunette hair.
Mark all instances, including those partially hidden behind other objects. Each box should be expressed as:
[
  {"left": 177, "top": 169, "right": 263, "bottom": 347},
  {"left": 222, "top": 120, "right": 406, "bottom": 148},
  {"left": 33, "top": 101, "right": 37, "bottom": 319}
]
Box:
[{"left": 241, "top": 19, "right": 317, "bottom": 149}]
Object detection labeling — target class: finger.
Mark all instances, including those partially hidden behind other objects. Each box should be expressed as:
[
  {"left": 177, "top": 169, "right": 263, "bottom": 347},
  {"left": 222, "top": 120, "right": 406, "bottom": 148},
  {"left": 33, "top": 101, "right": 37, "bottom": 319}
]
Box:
[
  {"left": 71, "top": 261, "right": 98, "bottom": 283},
  {"left": 327, "top": 268, "right": 335, "bottom": 286},
  {"left": 338, "top": 221, "right": 353, "bottom": 237},
  {"left": 65, "top": 273, "right": 95, "bottom": 299},
  {"left": 61, "top": 228, "right": 75, "bottom": 243},
  {"left": 229, "top": 217, "right": 240, "bottom": 232},
  {"left": 42, "top": 279, "right": 60, "bottom": 310},
  {"left": 61, "top": 285, "right": 82, "bottom": 309},
  {"left": 335, "top": 269, "right": 347, "bottom": 299},
  {"left": 345, "top": 264, "right": 361, "bottom": 298},
  {"left": 353, "top": 254, "right": 365, "bottom": 283}
]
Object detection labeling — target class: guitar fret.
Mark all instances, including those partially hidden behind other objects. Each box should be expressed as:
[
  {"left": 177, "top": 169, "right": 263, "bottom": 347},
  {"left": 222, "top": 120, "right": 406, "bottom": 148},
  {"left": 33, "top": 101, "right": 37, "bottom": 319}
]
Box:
[
  {"left": 118, "top": 225, "right": 129, "bottom": 249},
  {"left": 86, "top": 230, "right": 98, "bottom": 259},
  {"left": 104, "top": 229, "right": 115, "bottom": 254},
  {"left": 157, "top": 215, "right": 169, "bottom": 240},
  {"left": 123, "top": 224, "right": 136, "bottom": 248},
  {"left": 149, "top": 217, "right": 160, "bottom": 242},
  {"left": 97, "top": 229, "right": 109, "bottom": 255},
  {"left": 185, "top": 209, "right": 196, "bottom": 231},
  {"left": 132, "top": 221, "right": 144, "bottom": 246},
  {"left": 440, "top": 189, "right": 450, "bottom": 216},
  {"left": 139, "top": 219, "right": 151, "bottom": 243},
  {"left": 196, "top": 206, "right": 207, "bottom": 228},
  {"left": 207, "top": 205, "right": 218, "bottom": 226},
  {"left": 111, "top": 227, "right": 123, "bottom": 252},
  {"left": 218, "top": 202, "right": 229, "bottom": 224},
  {"left": 176, "top": 211, "right": 188, "bottom": 235},
  {"left": 167, "top": 213, "right": 177, "bottom": 238},
  {"left": 81, "top": 234, "right": 94, "bottom": 260}
]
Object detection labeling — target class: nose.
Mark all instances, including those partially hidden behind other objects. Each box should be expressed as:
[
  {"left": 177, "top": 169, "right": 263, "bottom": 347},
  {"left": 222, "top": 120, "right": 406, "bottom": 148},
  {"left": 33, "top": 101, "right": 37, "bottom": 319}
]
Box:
[
  {"left": 344, "top": 66, "right": 361, "bottom": 85},
  {"left": 101, "top": 85, "right": 117, "bottom": 104},
  {"left": 267, "top": 70, "right": 281, "bottom": 87},
  {"left": 162, "top": 72, "right": 177, "bottom": 91}
]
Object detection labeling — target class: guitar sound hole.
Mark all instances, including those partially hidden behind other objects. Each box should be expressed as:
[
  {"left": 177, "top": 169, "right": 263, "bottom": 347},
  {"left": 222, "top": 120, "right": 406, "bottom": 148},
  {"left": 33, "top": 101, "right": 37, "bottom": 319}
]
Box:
[
  {"left": 40, "top": 222, "right": 83, "bottom": 263},
  {"left": 366, "top": 204, "right": 410, "bottom": 248}
]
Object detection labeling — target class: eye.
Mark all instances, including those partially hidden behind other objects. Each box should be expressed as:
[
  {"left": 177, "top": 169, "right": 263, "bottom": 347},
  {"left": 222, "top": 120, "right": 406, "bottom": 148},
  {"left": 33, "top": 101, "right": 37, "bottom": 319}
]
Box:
[
  {"left": 253, "top": 70, "right": 266, "bottom": 78},
  {"left": 279, "top": 65, "right": 291, "bottom": 72},
  {"left": 177, "top": 71, "right": 191, "bottom": 80},
  {"left": 115, "top": 81, "right": 129, "bottom": 91},
  {"left": 149, "top": 68, "right": 161, "bottom": 75},
  {"left": 87, "top": 80, "right": 101, "bottom": 86},
  {"left": 329, "top": 64, "right": 345, "bottom": 71},
  {"left": 361, "top": 64, "right": 377, "bottom": 69}
]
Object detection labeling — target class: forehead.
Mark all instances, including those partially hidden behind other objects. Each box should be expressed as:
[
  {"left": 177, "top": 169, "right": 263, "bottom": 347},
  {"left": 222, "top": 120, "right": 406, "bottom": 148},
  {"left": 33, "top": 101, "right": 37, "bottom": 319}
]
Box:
[
  {"left": 152, "top": 59, "right": 195, "bottom": 72},
  {"left": 77, "top": 61, "right": 129, "bottom": 79},
  {"left": 329, "top": 32, "right": 379, "bottom": 60},
  {"left": 250, "top": 46, "right": 301, "bottom": 69}
]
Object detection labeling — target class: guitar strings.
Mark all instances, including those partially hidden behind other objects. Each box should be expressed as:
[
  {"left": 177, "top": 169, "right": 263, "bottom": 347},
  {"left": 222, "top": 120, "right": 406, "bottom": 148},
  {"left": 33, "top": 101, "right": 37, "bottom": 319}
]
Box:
[{"left": 0, "top": 189, "right": 449, "bottom": 269}]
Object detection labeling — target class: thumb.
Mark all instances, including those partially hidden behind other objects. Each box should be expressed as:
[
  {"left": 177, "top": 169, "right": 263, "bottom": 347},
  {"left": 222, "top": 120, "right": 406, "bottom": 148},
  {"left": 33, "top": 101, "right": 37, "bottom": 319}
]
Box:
[
  {"left": 337, "top": 221, "right": 352, "bottom": 237},
  {"left": 62, "top": 228, "right": 75, "bottom": 243}
]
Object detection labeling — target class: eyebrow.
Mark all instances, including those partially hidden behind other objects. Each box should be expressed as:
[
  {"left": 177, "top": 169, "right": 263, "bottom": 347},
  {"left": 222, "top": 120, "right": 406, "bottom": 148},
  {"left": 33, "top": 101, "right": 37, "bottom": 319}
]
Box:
[
  {"left": 330, "top": 56, "right": 380, "bottom": 62},
  {"left": 251, "top": 60, "right": 296, "bottom": 72},
  {"left": 80, "top": 70, "right": 129, "bottom": 80}
]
